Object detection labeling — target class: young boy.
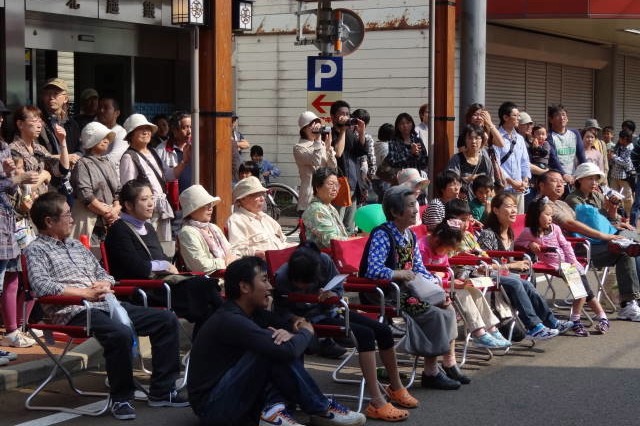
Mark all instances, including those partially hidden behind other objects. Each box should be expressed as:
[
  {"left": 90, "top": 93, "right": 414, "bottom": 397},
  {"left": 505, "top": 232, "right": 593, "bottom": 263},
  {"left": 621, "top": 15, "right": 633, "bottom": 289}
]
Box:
[
  {"left": 250, "top": 145, "right": 280, "bottom": 185},
  {"left": 469, "top": 175, "right": 494, "bottom": 222}
]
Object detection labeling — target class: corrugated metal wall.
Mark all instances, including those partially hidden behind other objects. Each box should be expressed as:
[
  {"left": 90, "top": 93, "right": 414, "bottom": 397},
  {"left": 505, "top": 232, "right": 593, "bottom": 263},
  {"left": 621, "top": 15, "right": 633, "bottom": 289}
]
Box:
[
  {"left": 235, "top": 1, "right": 431, "bottom": 187},
  {"left": 615, "top": 55, "right": 640, "bottom": 129}
]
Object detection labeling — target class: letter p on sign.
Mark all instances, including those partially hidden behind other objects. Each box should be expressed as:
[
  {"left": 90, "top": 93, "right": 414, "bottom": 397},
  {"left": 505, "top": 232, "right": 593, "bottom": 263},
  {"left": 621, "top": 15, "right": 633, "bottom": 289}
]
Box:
[{"left": 307, "top": 56, "right": 343, "bottom": 92}]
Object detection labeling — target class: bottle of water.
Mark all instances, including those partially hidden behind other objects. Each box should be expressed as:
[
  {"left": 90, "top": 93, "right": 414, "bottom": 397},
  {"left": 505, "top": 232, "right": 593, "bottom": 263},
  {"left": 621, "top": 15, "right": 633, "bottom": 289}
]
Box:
[{"left": 499, "top": 257, "right": 509, "bottom": 277}]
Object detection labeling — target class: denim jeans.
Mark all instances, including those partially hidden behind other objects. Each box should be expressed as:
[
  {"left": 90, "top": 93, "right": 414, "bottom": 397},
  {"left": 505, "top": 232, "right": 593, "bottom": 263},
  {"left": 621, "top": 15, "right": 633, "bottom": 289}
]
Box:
[
  {"left": 590, "top": 242, "right": 640, "bottom": 302},
  {"left": 498, "top": 274, "right": 557, "bottom": 330},
  {"left": 630, "top": 177, "right": 640, "bottom": 225},
  {"left": 194, "top": 352, "right": 329, "bottom": 426}
]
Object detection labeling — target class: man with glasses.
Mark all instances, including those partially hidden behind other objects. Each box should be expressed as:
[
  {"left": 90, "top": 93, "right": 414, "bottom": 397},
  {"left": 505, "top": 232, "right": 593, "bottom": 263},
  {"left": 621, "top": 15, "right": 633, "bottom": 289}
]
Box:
[
  {"left": 38, "top": 78, "right": 81, "bottom": 159},
  {"left": 25, "top": 192, "right": 188, "bottom": 420},
  {"left": 495, "top": 101, "right": 531, "bottom": 213},
  {"left": 537, "top": 169, "right": 640, "bottom": 322}
]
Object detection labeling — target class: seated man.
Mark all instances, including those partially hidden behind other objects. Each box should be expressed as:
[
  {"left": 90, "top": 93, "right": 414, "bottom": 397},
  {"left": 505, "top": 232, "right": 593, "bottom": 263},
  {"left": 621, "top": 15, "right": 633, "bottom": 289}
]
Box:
[
  {"left": 187, "top": 256, "right": 366, "bottom": 426},
  {"left": 537, "top": 169, "right": 640, "bottom": 321},
  {"left": 25, "top": 192, "right": 188, "bottom": 421}
]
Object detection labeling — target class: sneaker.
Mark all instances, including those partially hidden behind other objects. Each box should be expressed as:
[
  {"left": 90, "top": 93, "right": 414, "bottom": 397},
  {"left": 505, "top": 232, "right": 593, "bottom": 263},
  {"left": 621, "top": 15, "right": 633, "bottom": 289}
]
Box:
[
  {"left": 0, "top": 357, "right": 9, "bottom": 366},
  {"left": 310, "top": 399, "right": 366, "bottom": 426},
  {"left": 490, "top": 330, "right": 512, "bottom": 347},
  {"left": 553, "top": 320, "right": 574, "bottom": 335},
  {"left": 617, "top": 300, "right": 640, "bottom": 322},
  {"left": 0, "top": 349, "right": 18, "bottom": 361},
  {"left": 28, "top": 328, "right": 45, "bottom": 338},
  {"left": 147, "top": 390, "right": 190, "bottom": 408},
  {"left": 111, "top": 401, "right": 136, "bottom": 420},
  {"left": 525, "top": 324, "right": 559, "bottom": 341},
  {"left": 571, "top": 321, "right": 590, "bottom": 337},
  {"left": 1, "top": 330, "right": 36, "bottom": 348},
  {"left": 472, "top": 333, "right": 501, "bottom": 348},
  {"left": 259, "top": 404, "right": 304, "bottom": 426},
  {"left": 595, "top": 317, "right": 610, "bottom": 334},
  {"left": 421, "top": 370, "right": 461, "bottom": 390}
]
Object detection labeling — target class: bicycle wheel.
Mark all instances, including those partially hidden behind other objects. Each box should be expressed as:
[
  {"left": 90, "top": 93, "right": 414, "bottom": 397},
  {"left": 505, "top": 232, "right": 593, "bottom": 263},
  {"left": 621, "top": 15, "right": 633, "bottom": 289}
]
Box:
[{"left": 265, "top": 183, "right": 300, "bottom": 236}]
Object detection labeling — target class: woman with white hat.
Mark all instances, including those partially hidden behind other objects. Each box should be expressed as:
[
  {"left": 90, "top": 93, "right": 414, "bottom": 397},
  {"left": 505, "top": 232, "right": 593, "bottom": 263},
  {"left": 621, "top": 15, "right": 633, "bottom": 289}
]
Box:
[
  {"left": 227, "top": 176, "right": 293, "bottom": 258},
  {"left": 177, "top": 185, "right": 236, "bottom": 274},
  {"left": 119, "top": 113, "right": 174, "bottom": 242},
  {"left": 293, "top": 111, "right": 337, "bottom": 212},
  {"left": 70, "top": 121, "right": 121, "bottom": 243}
]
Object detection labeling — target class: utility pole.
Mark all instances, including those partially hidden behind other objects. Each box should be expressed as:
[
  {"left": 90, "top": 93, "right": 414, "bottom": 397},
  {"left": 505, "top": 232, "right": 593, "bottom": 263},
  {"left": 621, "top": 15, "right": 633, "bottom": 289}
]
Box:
[{"left": 460, "top": 0, "right": 487, "bottom": 131}]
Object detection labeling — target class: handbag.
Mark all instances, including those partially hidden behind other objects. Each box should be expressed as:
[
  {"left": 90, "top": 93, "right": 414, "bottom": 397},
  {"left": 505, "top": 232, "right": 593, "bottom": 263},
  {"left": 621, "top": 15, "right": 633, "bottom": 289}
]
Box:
[{"left": 333, "top": 175, "right": 352, "bottom": 207}]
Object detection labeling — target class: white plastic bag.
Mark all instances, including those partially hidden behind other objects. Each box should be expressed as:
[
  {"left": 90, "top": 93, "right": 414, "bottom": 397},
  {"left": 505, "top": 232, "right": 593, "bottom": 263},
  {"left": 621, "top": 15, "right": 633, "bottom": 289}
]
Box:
[{"left": 105, "top": 293, "right": 138, "bottom": 358}]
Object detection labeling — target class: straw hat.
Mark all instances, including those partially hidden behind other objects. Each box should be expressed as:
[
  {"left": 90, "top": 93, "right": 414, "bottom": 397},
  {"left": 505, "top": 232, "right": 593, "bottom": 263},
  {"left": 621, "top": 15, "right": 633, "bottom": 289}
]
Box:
[
  {"left": 397, "top": 168, "right": 429, "bottom": 191},
  {"left": 298, "top": 111, "right": 320, "bottom": 129},
  {"left": 233, "top": 176, "right": 267, "bottom": 202},
  {"left": 180, "top": 185, "right": 221, "bottom": 218},
  {"left": 81, "top": 122, "right": 115, "bottom": 151},
  {"left": 573, "top": 162, "right": 605, "bottom": 181},
  {"left": 123, "top": 113, "right": 157, "bottom": 139}
]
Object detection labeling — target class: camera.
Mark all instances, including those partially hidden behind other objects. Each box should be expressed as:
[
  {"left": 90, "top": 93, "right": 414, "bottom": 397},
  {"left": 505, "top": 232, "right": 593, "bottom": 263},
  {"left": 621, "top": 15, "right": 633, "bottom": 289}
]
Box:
[
  {"left": 320, "top": 125, "right": 331, "bottom": 135},
  {"left": 346, "top": 117, "right": 359, "bottom": 126}
]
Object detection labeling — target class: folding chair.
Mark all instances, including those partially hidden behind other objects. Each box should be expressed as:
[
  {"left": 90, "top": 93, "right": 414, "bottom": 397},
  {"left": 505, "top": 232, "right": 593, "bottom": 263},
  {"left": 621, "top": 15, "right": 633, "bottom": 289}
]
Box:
[
  {"left": 266, "top": 246, "right": 372, "bottom": 410},
  {"left": 20, "top": 255, "right": 143, "bottom": 416}
]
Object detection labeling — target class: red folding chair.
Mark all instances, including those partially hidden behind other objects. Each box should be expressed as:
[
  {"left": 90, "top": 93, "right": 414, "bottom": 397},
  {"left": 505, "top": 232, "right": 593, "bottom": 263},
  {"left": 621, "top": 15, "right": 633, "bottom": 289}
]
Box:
[{"left": 20, "top": 255, "right": 141, "bottom": 416}]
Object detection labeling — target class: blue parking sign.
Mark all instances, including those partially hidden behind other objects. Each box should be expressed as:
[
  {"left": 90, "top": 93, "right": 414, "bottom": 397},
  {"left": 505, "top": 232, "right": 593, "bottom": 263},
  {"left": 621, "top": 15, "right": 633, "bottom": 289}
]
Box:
[{"left": 307, "top": 56, "right": 343, "bottom": 92}]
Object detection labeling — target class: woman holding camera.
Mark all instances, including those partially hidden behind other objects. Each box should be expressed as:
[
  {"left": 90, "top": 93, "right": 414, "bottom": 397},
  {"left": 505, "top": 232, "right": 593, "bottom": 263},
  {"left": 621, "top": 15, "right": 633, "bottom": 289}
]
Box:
[
  {"left": 384, "top": 113, "right": 428, "bottom": 177},
  {"left": 293, "top": 111, "right": 337, "bottom": 213}
]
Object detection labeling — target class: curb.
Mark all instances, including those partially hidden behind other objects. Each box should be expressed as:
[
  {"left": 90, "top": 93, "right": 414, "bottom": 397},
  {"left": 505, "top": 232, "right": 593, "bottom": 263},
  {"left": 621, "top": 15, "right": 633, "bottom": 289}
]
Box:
[{"left": 0, "top": 338, "right": 104, "bottom": 392}]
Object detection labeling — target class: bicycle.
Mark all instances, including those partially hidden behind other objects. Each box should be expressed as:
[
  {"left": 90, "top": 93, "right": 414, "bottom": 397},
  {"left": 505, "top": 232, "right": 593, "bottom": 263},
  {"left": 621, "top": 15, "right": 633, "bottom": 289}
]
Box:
[{"left": 265, "top": 182, "right": 300, "bottom": 236}]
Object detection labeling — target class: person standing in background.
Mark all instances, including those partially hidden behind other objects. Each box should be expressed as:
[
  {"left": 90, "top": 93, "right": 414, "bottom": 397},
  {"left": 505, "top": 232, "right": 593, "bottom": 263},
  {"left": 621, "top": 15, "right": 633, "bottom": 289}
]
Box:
[
  {"left": 231, "top": 115, "right": 250, "bottom": 184},
  {"left": 416, "top": 103, "right": 430, "bottom": 157},
  {"left": 98, "top": 97, "right": 128, "bottom": 174},
  {"left": 73, "top": 88, "right": 99, "bottom": 131}
]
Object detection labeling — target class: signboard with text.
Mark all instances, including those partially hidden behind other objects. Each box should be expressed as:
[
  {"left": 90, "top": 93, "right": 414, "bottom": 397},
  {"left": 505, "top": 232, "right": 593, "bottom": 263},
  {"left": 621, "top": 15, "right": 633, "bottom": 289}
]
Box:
[{"left": 307, "top": 56, "right": 343, "bottom": 123}]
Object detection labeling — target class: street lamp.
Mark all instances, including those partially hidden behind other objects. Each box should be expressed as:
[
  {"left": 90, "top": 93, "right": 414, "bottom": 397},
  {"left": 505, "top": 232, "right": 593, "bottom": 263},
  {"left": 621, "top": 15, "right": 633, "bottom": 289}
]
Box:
[
  {"left": 172, "top": 0, "right": 207, "bottom": 185},
  {"left": 233, "top": 0, "right": 255, "bottom": 31}
]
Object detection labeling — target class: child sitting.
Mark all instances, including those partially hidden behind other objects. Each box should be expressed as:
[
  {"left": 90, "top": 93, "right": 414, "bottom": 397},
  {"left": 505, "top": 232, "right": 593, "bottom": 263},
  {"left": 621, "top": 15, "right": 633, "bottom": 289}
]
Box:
[
  {"left": 418, "top": 219, "right": 511, "bottom": 349},
  {"left": 250, "top": 145, "right": 280, "bottom": 185},
  {"left": 238, "top": 160, "right": 260, "bottom": 180},
  {"left": 515, "top": 197, "right": 610, "bottom": 335},
  {"left": 469, "top": 175, "right": 493, "bottom": 222}
]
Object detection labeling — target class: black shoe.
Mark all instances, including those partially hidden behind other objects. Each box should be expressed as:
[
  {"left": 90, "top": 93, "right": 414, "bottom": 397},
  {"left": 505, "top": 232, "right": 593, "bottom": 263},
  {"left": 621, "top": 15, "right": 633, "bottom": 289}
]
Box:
[
  {"left": 421, "top": 370, "right": 461, "bottom": 390},
  {"left": 147, "top": 390, "right": 190, "bottom": 408},
  {"left": 111, "top": 401, "right": 136, "bottom": 420},
  {"left": 316, "top": 338, "right": 348, "bottom": 359},
  {"left": 442, "top": 365, "right": 471, "bottom": 385}
]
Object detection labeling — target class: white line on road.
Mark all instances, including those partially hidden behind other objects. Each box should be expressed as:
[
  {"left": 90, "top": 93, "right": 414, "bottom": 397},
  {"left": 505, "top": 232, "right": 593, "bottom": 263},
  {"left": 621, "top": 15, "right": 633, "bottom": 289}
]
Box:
[{"left": 14, "top": 400, "right": 109, "bottom": 426}]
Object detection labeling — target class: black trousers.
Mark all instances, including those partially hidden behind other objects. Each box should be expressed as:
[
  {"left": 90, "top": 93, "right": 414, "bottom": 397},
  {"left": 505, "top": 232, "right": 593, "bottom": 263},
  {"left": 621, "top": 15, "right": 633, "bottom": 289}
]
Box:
[{"left": 68, "top": 303, "right": 181, "bottom": 402}]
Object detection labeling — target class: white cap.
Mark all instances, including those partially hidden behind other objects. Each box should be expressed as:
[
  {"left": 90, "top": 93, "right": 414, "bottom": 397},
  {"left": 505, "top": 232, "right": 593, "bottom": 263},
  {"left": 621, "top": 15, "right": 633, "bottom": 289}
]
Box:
[
  {"left": 298, "top": 111, "right": 320, "bottom": 130},
  {"left": 123, "top": 113, "right": 158, "bottom": 139},
  {"left": 81, "top": 122, "right": 115, "bottom": 151}
]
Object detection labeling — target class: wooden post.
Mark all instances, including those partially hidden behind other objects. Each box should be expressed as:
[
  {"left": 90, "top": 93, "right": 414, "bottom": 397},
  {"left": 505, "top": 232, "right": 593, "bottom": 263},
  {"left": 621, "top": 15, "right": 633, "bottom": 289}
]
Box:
[
  {"left": 433, "top": 0, "right": 457, "bottom": 177},
  {"left": 199, "top": 0, "right": 233, "bottom": 228}
]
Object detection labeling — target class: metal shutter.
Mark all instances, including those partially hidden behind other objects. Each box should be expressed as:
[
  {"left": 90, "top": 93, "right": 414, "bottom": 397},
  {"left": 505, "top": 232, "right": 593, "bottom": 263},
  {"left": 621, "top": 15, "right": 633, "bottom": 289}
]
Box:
[
  {"left": 623, "top": 56, "right": 640, "bottom": 125},
  {"left": 486, "top": 55, "right": 526, "bottom": 118},
  {"left": 561, "top": 65, "right": 594, "bottom": 127},
  {"left": 523, "top": 60, "right": 547, "bottom": 125}
]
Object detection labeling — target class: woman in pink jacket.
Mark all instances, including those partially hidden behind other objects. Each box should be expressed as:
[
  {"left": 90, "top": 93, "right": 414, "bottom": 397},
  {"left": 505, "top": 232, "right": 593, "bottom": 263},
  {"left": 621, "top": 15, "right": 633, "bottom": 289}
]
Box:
[{"left": 515, "top": 197, "right": 609, "bottom": 336}]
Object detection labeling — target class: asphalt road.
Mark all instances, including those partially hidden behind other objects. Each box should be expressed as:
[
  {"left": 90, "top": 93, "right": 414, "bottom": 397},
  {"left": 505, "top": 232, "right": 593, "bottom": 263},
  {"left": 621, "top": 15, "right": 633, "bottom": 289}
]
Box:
[{"left": 2, "top": 314, "right": 640, "bottom": 426}]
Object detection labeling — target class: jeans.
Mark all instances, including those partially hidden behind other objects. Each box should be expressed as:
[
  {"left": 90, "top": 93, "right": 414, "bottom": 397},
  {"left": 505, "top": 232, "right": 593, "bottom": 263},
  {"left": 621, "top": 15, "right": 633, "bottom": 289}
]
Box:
[
  {"left": 194, "top": 352, "right": 329, "bottom": 425},
  {"left": 498, "top": 274, "right": 557, "bottom": 330},
  {"left": 68, "top": 303, "right": 181, "bottom": 401},
  {"left": 630, "top": 176, "right": 640, "bottom": 225},
  {"left": 590, "top": 242, "right": 640, "bottom": 302}
]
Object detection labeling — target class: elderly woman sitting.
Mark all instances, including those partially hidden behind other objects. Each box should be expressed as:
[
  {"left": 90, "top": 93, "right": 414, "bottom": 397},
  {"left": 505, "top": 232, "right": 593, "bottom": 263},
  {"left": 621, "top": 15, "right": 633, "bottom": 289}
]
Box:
[
  {"left": 177, "top": 185, "right": 237, "bottom": 274},
  {"left": 301, "top": 167, "right": 349, "bottom": 249},
  {"left": 227, "top": 176, "right": 294, "bottom": 258},
  {"left": 361, "top": 185, "right": 469, "bottom": 390}
]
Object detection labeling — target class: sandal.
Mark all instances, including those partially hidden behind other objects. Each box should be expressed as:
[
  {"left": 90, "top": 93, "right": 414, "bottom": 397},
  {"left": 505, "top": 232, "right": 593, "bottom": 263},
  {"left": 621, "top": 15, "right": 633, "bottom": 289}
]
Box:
[
  {"left": 364, "top": 402, "right": 409, "bottom": 422},
  {"left": 383, "top": 385, "right": 419, "bottom": 408}
]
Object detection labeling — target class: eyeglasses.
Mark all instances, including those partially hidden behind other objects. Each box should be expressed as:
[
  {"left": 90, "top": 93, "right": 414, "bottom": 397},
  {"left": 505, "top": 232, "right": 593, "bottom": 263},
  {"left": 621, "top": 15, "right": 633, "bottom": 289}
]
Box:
[
  {"left": 57, "top": 211, "right": 73, "bottom": 220},
  {"left": 325, "top": 181, "right": 341, "bottom": 189}
]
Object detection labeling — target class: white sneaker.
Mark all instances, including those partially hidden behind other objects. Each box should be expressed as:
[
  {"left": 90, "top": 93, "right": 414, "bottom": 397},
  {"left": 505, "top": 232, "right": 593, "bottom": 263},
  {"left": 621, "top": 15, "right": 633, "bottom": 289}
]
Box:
[
  {"left": 259, "top": 404, "right": 304, "bottom": 426},
  {"left": 30, "top": 328, "right": 45, "bottom": 338},
  {"left": 618, "top": 300, "right": 640, "bottom": 321},
  {"left": 1, "top": 330, "right": 36, "bottom": 348},
  {"left": 310, "top": 400, "right": 366, "bottom": 426}
]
